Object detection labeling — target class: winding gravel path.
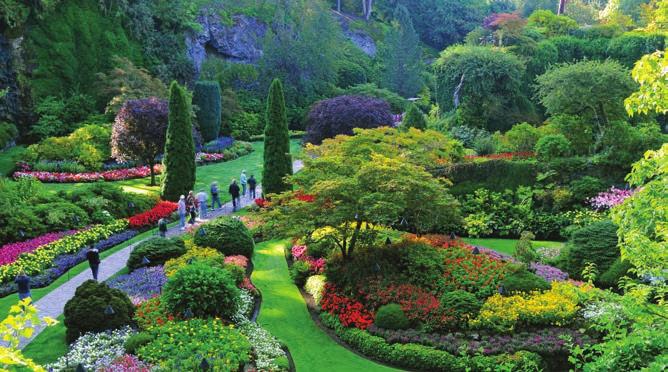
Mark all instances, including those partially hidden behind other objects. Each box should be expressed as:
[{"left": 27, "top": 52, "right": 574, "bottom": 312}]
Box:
[{"left": 20, "top": 160, "right": 303, "bottom": 349}]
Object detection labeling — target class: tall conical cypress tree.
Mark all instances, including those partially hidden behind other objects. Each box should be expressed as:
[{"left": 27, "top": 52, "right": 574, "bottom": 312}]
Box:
[
  {"left": 193, "top": 81, "right": 222, "bottom": 142},
  {"left": 161, "top": 81, "right": 196, "bottom": 201},
  {"left": 401, "top": 103, "right": 427, "bottom": 131},
  {"left": 262, "top": 79, "right": 292, "bottom": 195}
]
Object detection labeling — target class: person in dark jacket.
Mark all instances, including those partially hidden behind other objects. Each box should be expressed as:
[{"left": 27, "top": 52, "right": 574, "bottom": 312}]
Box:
[
  {"left": 86, "top": 246, "right": 101, "bottom": 281},
  {"left": 186, "top": 191, "right": 197, "bottom": 225},
  {"left": 15, "top": 271, "right": 31, "bottom": 301},
  {"left": 229, "top": 179, "right": 241, "bottom": 211},
  {"left": 248, "top": 175, "right": 257, "bottom": 199}
]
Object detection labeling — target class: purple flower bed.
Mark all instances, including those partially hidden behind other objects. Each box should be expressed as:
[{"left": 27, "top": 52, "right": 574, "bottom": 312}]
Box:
[
  {"left": 588, "top": 186, "right": 635, "bottom": 210},
  {"left": 0, "top": 230, "right": 138, "bottom": 297},
  {"left": 0, "top": 230, "right": 78, "bottom": 266},
  {"left": 367, "top": 326, "right": 594, "bottom": 356},
  {"left": 531, "top": 262, "right": 569, "bottom": 282},
  {"left": 200, "top": 136, "right": 234, "bottom": 153},
  {"left": 107, "top": 266, "right": 167, "bottom": 305}
]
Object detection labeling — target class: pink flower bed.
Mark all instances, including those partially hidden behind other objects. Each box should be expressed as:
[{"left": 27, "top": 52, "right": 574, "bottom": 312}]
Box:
[
  {"left": 224, "top": 255, "right": 249, "bottom": 269},
  {"left": 0, "top": 230, "right": 77, "bottom": 266},
  {"left": 13, "top": 165, "right": 162, "bottom": 183},
  {"left": 195, "top": 152, "right": 226, "bottom": 164},
  {"left": 291, "top": 245, "right": 326, "bottom": 274},
  {"left": 291, "top": 245, "right": 307, "bottom": 260},
  {"left": 588, "top": 186, "right": 635, "bottom": 210}
]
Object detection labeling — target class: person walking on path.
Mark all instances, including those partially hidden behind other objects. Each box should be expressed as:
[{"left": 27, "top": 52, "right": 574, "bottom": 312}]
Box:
[
  {"left": 197, "top": 190, "right": 208, "bottom": 219},
  {"left": 86, "top": 245, "right": 100, "bottom": 281},
  {"left": 178, "top": 195, "right": 187, "bottom": 230},
  {"left": 248, "top": 175, "right": 257, "bottom": 199},
  {"left": 210, "top": 181, "right": 222, "bottom": 209},
  {"left": 15, "top": 271, "right": 31, "bottom": 301},
  {"left": 158, "top": 218, "right": 168, "bottom": 237},
  {"left": 240, "top": 170, "right": 248, "bottom": 198},
  {"left": 229, "top": 179, "right": 241, "bottom": 211},
  {"left": 187, "top": 191, "right": 197, "bottom": 225}
]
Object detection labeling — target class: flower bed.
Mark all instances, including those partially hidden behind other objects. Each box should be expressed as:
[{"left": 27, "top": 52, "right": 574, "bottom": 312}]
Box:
[
  {"left": 464, "top": 152, "right": 535, "bottom": 160},
  {"left": 107, "top": 266, "right": 167, "bottom": 305},
  {"left": 0, "top": 230, "right": 77, "bottom": 266},
  {"left": 128, "top": 201, "right": 178, "bottom": 229},
  {"left": 47, "top": 327, "right": 136, "bottom": 371},
  {"left": 320, "top": 284, "right": 374, "bottom": 329},
  {"left": 134, "top": 297, "right": 175, "bottom": 330},
  {"left": 13, "top": 165, "right": 162, "bottom": 183},
  {"left": 291, "top": 245, "right": 326, "bottom": 274},
  {"left": 0, "top": 220, "right": 128, "bottom": 284},
  {"left": 588, "top": 186, "right": 635, "bottom": 210}
]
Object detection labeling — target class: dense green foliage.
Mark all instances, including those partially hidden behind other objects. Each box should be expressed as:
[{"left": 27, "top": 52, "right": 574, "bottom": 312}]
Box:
[
  {"left": 161, "top": 82, "right": 196, "bottom": 201},
  {"left": 374, "top": 304, "right": 410, "bottom": 330},
  {"left": 162, "top": 262, "right": 240, "bottom": 319},
  {"left": 401, "top": 104, "right": 427, "bottom": 131},
  {"left": 439, "top": 290, "right": 482, "bottom": 324},
  {"left": 193, "top": 217, "right": 255, "bottom": 257},
  {"left": 127, "top": 237, "right": 187, "bottom": 272},
  {"left": 501, "top": 268, "right": 550, "bottom": 294},
  {"left": 379, "top": 5, "right": 423, "bottom": 98},
  {"left": 63, "top": 280, "right": 134, "bottom": 343},
  {"left": 564, "top": 220, "right": 620, "bottom": 279},
  {"left": 262, "top": 79, "right": 292, "bottom": 195},
  {"left": 192, "top": 81, "right": 222, "bottom": 142}
]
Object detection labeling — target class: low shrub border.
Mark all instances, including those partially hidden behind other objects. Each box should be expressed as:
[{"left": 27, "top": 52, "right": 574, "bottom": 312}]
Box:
[{"left": 320, "top": 312, "right": 543, "bottom": 372}]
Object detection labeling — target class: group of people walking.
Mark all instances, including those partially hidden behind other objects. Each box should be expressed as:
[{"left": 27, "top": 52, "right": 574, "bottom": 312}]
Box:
[{"left": 177, "top": 170, "right": 257, "bottom": 230}]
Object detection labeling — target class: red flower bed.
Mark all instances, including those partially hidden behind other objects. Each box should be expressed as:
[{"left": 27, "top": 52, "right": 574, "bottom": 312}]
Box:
[
  {"left": 254, "top": 198, "right": 268, "bottom": 208},
  {"left": 464, "top": 152, "right": 535, "bottom": 160},
  {"left": 361, "top": 282, "right": 441, "bottom": 324},
  {"left": 14, "top": 165, "right": 162, "bottom": 183},
  {"left": 294, "top": 191, "right": 315, "bottom": 203},
  {"left": 128, "top": 201, "right": 178, "bottom": 229},
  {"left": 440, "top": 245, "right": 508, "bottom": 295},
  {"left": 321, "top": 284, "right": 374, "bottom": 329}
]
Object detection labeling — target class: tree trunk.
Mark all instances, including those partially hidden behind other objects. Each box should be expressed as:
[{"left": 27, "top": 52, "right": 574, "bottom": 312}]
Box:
[
  {"left": 366, "top": 0, "right": 373, "bottom": 20},
  {"left": 346, "top": 218, "right": 363, "bottom": 260},
  {"left": 149, "top": 160, "right": 156, "bottom": 186},
  {"left": 557, "top": 0, "right": 567, "bottom": 15}
]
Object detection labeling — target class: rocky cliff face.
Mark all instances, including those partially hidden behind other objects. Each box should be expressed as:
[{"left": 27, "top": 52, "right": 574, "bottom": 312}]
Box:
[
  {"left": 186, "top": 13, "right": 267, "bottom": 76},
  {"left": 0, "top": 35, "right": 21, "bottom": 124}
]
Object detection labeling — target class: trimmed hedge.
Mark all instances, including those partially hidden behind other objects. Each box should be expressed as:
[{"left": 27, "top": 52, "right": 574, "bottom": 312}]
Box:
[
  {"left": 127, "top": 237, "right": 186, "bottom": 272},
  {"left": 320, "top": 313, "right": 543, "bottom": 371},
  {"left": 565, "top": 220, "right": 619, "bottom": 279},
  {"left": 193, "top": 217, "right": 254, "bottom": 257}
]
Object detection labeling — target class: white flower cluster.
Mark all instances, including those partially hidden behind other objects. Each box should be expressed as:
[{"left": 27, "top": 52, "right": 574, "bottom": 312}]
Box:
[
  {"left": 233, "top": 289, "right": 288, "bottom": 371},
  {"left": 581, "top": 300, "right": 623, "bottom": 321},
  {"left": 47, "top": 326, "right": 135, "bottom": 371},
  {"left": 304, "top": 275, "right": 326, "bottom": 305}
]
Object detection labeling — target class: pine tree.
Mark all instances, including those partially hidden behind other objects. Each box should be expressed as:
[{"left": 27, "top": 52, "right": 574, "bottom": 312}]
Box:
[
  {"left": 161, "top": 81, "right": 196, "bottom": 201},
  {"left": 262, "top": 79, "right": 292, "bottom": 195},
  {"left": 380, "top": 5, "right": 424, "bottom": 98},
  {"left": 192, "top": 81, "right": 222, "bottom": 142},
  {"left": 401, "top": 103, "right": 427, "bottom": 130}
]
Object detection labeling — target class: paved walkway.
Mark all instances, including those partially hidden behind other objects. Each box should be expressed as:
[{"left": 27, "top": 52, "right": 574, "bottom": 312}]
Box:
[{"left": 20, "top": 161, "right": 303, "bottom": 348}]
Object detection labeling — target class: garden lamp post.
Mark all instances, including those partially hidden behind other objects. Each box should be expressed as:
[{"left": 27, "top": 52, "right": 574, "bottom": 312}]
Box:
[
  {"left": 198, "top": 227, "right": 206, "bottom": 237},
  {"left": 141, "top": 256, "right": 151, "bottom": 267},
  {"left": 75, "top": 363, "right": 85, "bottom": 372},
  {"left": 385, "top": 237, "right": 392, "bottom": 245},
  {"left": 200, "top": 357, "right": 210, "bottom": 371},
  {"left": 183, "top": 308, "right": 194, "bottom": 319},
  {"left": 104, "top": 305, "right": 115, "bottom": 316}
]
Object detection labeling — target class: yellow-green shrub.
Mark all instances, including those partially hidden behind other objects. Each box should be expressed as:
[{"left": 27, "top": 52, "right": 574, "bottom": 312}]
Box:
[
  {"left": 470, "top": 281, "right": 588, "bottom": 332},
  {"left": 163, "top": 247, "right": 224, "bottom": 277},
  {"left": 304, "top": 275, "right": 326, "bottom": 305}
]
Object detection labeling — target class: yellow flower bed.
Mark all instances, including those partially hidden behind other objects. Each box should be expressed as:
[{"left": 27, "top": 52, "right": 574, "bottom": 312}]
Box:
[{"left": 471, "top": 281, "right": 589, "bottom": 332}]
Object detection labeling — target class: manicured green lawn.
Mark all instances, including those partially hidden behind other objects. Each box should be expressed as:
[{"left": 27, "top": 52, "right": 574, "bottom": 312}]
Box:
[
  {"left": 252, "top": 240, "right": 398, "bottom": 372},
  {"left": 22, "top": 315, "right": 66, "bottom": 365},
  {"left": 41, "top": 140, "right": 301, "bottom": 196},
  {"left": 463, "top": 237, "right": 564, "bottom": 255},
  {"left": 0, "top": 145, "right": 25, "bottom": 176}
]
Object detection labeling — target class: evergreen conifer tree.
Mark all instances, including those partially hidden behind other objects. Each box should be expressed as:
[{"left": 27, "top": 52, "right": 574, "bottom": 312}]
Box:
[
  {"left": 401, "top": 103, "right": 427, "bottom": 130},
  {"left": 161, "top": 81, "right": 196, "bottom": 201},
  {"left": 380, "top": 5, "right": 424, "bottom": 98},
  {"left": 192, "top": 81, "right": 222, "bottom": 142},
  {"left": 262, "top": 79, "right": 292, "bottom": 195}
]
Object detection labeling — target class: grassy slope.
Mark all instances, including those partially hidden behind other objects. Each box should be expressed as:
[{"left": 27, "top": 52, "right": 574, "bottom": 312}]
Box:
[
  {"left": 40, "top": 140, "right": 301, "bottom": 196},
  {"left": 462, "top": 238, "right": 564, "bottom": 255},
  {"left": 252, "top": 240, "right": 398, "bottom": 372}
]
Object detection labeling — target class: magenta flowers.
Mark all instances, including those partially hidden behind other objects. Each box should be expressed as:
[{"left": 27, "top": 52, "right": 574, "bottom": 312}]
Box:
[
  {"left": 588, "top": 186, "right": 635, "bottom": 210},
  {"left": 0, "top": 230, "right": 77, "bottom": 266},
  {"left": 13, "top": 165, "right": 162, "bottom": 183}
]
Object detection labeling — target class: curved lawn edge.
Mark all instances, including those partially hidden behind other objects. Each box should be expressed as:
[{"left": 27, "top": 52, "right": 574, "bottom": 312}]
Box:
[{"left": 251, "top": 239, "right": 400, "bottom": 372}]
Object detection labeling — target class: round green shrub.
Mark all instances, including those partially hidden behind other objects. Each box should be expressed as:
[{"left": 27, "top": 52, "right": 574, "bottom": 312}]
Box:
[
  {"left": 124, "top": 332, "right": 154, "bottom": 354},
  {"left": 501, "top": 268, "right": 550, "bottom": 295},
  {"left": 193, "top": 217, "right": 254, "bottom": 257},
  {"left": 127, "top": 237, "right": 187, "bottom": 272},
  {"left": 565, "top": 220, "right": 619, "bottom": 279},
  {"left": 32, "top": 202, "right": 90, "bottom": 231},
  {"left": 289, "top": 260, "right": 311, "bottom": 288},
  {"left": 63, "top": 280, "right": 135, "bottom": 343},
  {"left": 374, "top": 303, "right": 410, "bottom": 330},
  {"left": 162, "top": 262, "right": 240, "bottom": 320},
  {"left": 535, "top": 134, "right": 572, "bottom": 160},
  {"left": 439, "top": 290, "right": 482, "bottom": 321},
  {"left": 598, "top": 257, "right": 633, "bottom": 288},
  {"left": 336, "top": 61, "right": 367, "bottom": 88}
]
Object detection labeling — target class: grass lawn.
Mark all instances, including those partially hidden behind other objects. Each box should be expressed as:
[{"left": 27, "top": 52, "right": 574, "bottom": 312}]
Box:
[
  {"left": 463, "top": 238, "right": 564, "bottom": 255},
  {"left": 252, "top": 240, "right": 398, "bottom": 372},
  {"left": 21, "top": 315, "right": 66, "bottom": 366},
  {"left": 40, "top": 140, "right": 302, "bottom": 197},
  {"left": 0, "top": 146, "right": 25, "bottom": 176}
]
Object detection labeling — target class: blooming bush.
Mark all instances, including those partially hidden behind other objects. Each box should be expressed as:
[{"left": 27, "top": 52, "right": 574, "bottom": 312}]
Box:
[
  {"left": 134, "top": 297, "right": 175, "bottom": 330},
  {"left": 107, "top": 266, "right": 167, "bottom": 305},
  {"left": 471, "top": 282, "right": 587, "bottom": 332},
  {"left": 440, "top": 245, "right": 509, "bottom": 298},
  {"left": 0, "top": 220, "right": 128, "bottom": 284},
  {"left": 48, "top": 327, "right": 135, "bottom": 371},
  {"left": 320, "top": 284, "right": 374, "bottom": 329},
  {"left": 291, "top": 244, "right": 326, "bottom": 274},
  {"left": 291, "top": 245, "right": 307, "bottom": 260},
  {"left": 224, "top": 255, "right": 249, "bottom": 269},
  {"left": 362, "top": 283, "right": 441, "bottom": 326},
  {"left": 137, "top": 319, "right": 252, "bottom": 370},
  {"left": 0, "top": 230, "right": 77, "bottom": 266},
  {"left": 99, "top": 355, "right": 152, "bottom": 372},
  {"left": 13, "top": 165, "right": 162, "bottom": 183},
  {"left": 530, "top": 262, "right": 569, "bottom": 282},
  {"left": 588, "top": 186, "right": 635, "bottom": 210},
  {"left": 163, "top": 247, "right": 224, "bottom": 277},
  {"left": 128, "top": 201, "right": 177, "bottom": 229},
  {"left": 305, "top": 275, "right": 327, "bottom": 305}
]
